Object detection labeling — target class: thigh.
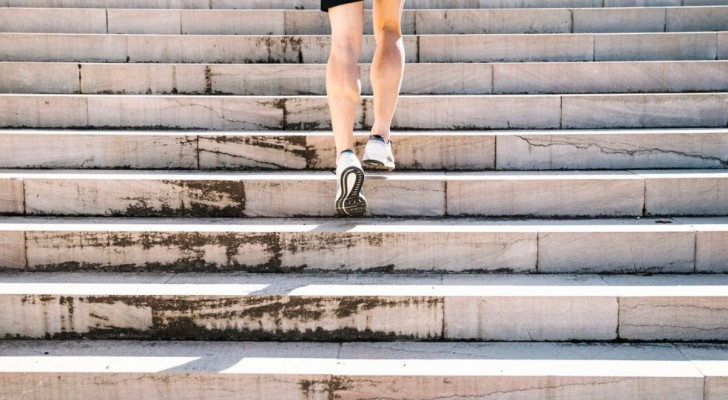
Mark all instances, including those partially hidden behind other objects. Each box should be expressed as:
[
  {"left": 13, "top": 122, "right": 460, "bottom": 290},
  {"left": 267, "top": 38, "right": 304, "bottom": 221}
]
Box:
[
  {"left": 372, "top": 0, "right": 405, "bottom": 33},
  {"left": 327, "top": 1, "right": 365, "bottom": 52}
]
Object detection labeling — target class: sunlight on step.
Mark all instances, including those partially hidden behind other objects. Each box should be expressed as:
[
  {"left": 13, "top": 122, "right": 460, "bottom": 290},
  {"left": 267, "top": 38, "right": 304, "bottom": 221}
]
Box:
[{"left": 0, "top": 357, "right": 200, "bottom": 373}]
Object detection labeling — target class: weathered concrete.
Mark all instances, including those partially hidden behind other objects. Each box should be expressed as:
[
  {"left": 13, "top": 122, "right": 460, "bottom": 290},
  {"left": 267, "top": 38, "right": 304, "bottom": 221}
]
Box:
[
  {"left": 0, "top": 341, "right": 706, "bottom": 400},
  {"left": 23, "top": 174, "right": 250, "bottom": 217},
  {"left": 81, "top": 64, "right": 208, "bottom": 95},
  {"left": 640, "top": 170, "right": 728, "bottom": 216},
  {"left": 493, "top": 61, "right": 728, "bottom": 94},
  {"left": 16, "top": 219, "right": 537, "bottom": 273},
  {"left": 443, "top": 275, "right": 618, "bottom": 340},
  {"left": 4, "top": 93, "right": 726, "bottom": 130},
  {"left": 0, "top": 62, "right": 80, "bottom": 94},
  {"left": 573, "top": 8, "right": 665, "bottom": 33},
  {"left": 86, "top": 96, "right": 283, "bottom": 130},
  {"left": 445, "top": 171, "right": 644, "bottom": 217},
  {"left": 0, "top": 8, "right": 106, "bottom": 33},
  {"left": 125, "top": 34, "right": 418, "bottom": 64},
  {"left": 537, "top": 221, "right": 696, "bottom": 273},
  {"left": 0, "top": 274, "right": 446, "bottom": 340},
  {"left": 241, "top": 173, "right": 445, "bottom": 217},
  {"left": 0, "top": 179, "right": 24, "bottom": 214},
  {"left": 420, "top": 34, "right": 594, "bottom": 62},
  {"left": 0, "top": 131, "right": 198, "bottom": 169},
  {"left": 677, "top": 344, "right": 728, "bottom": 400},
  {"left": 197, "top": 134, "right": 314, "bottom": 170},
  {"left": 198, "top": 132, "right": 496, "bottom": 170},
  {"left": 0, "top": 95, "right": 88, "bottom": 128},
  {"left": 8, "top": 61, "right": 728, "bottom": 95},
  {"left": 667, "top": 7, "right": 728, "bottom": 32},
  {"left": 181, "top": 10, "right": 285, "bottom": 35},
  {"left": 675, "top": 217, "right": 728, "bottom": 273},
  {"left": 0, "top": 34, "right": 127, "bottom": 62},
  {"left": 606, "top": 275, "right": 728, "bottom": 341},
  {"left": 0, "top": 232, "right": 24, "bottom": 269},
  {"left": 107, "top": 9, "right": 181, "bottom": 34},
  {"left": 390, "top": 95, "right": 561, "bottom": 129},
  {"left": 594, "top": 32, "right": 718, "bottom": 61},
  {"left": 720, "top": 32, "right": 728, "bottom": 59},
  {"left": 561, "top": 93, "right": 728, "bottom": 129},
  {"left": 415, "top": 9, "right": 571, "bottom": 34},
  {"left": 276, "top": 230, "right": 536, "bottom": 273},
  {"left": 18, "top": 170, "right": 716, "bottom": 217},
  {"left": 495, "top": 129, "right": 728, "bottom": 170}
]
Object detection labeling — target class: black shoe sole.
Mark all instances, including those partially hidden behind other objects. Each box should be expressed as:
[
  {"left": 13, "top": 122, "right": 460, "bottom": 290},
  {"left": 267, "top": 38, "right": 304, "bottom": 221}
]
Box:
[
  {"left": 335, "top": 166, "right": 367, "bottom": 217},
  {"left": 362, "top": 159, "right": 395, "bottom": 171}
]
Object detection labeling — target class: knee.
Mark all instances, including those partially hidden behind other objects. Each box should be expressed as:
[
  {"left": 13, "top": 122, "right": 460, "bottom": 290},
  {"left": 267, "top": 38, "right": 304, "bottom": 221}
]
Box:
[
  {"left": 374, "top": 25, "right": 402, "bottom": 48},
  {"left": 329, "top": 36, "right": 361, "bottom": 68}
]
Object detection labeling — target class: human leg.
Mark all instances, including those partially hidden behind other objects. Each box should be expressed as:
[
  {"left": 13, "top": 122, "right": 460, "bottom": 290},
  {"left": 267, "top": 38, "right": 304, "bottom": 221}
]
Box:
[
  {"left": 369, "top": 0, "right": 406, "bottom": 141},
  {"left": 325, "top": 1, "right": 365, "bottom": 155},
  {"left": 325, "top": 1, "right": 368, "bottom": 216}
]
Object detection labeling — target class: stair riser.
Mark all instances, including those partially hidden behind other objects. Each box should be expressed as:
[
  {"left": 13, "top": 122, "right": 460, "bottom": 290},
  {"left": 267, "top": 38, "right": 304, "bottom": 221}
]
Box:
[
  {"left": 2, "top": 131, "right": 727, "bottom": 170},
  {"left": 497, "top": 132, "right": 728, "bottom": 170},
  {"left": 6, "top": 62, "right": 728, "bottom": 95},
  {"left": 2, "top": 94, "right": 727, "bottom": 130},
  {"left": 3, "top": 8, "right": 728, "bottom": 35},
  {"left": 0, "top": 373, "right": 704, "bottom": 400},
  {"left": 0, "top": 291, "right": 725, "bottom": 341},
  {"left": 2, "top": 33, "right": 726, "bottom": 63},
  {"left": 2, "top": 174, "right": 726, "bottom": 217},
  {"left": 2, "top": 226, "right": 719, "bottom": 273}
]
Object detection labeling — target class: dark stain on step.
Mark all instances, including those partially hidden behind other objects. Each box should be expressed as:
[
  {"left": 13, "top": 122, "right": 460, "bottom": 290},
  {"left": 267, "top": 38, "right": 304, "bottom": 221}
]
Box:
[
  {"left": 203, "top": 135, "right": 319, "bottom": 169},
  {"left": 116, "top": 180, "right": 246, "bottom": 217},
  {"left": 14, "top": 295, "right": 441, "bottom": 341},
  {"left": 27, "top": 231, "right": 288, "bottom": 272},
  {"left": 299, "top": 376, "right": 352, "bottom": 400},
  {"left": 204, "top": 65, "right": 212, "bottom": 95},
  {"left": 249, "top": 36, "right": 304, "bottom": 64}
]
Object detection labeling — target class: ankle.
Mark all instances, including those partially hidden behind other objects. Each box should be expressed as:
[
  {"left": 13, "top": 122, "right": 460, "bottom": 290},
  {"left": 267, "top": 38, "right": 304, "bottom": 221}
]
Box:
[{"left": 370, "top": 132, "right": 391, "bottom": 142}]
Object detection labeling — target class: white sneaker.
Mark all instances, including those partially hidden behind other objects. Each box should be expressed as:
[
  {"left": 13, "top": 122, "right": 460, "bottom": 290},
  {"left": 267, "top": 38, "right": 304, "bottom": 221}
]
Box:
[
  {"left": 335, "top": 150, "right": 367, "bottom": 217},
  {"left": 361, "top": 135, "right": 395, "bottom": 171}
]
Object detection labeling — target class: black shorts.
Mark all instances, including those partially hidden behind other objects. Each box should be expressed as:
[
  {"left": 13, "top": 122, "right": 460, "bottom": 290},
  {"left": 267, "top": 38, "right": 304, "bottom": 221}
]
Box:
[{"left": 321, "top": 0, "right": 363, "bottom": 12}]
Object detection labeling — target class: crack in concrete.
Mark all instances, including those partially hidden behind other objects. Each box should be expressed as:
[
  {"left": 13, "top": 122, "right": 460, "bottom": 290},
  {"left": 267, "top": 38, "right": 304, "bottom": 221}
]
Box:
[
  {"left": 516, "top": 136, "right": 728, "bottom": 167},
  {"left": 197, "top": 148, "right": 287, "bottom": 169},
  {"left": 168, "top": 99, "right": 253, "bottom": 126}
]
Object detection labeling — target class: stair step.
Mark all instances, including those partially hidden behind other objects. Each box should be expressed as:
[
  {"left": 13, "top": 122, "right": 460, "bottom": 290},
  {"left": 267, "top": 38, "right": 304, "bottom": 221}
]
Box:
[
  {"left": 0, "top": 272, "right": 727, "bottom": 341},
  {"left": 1, "top": 169, "right": 727, "bottom": 218},
  {"left": 2, "top": 93, "right": 727, "bottom": 130},
  {"left": 2, "top": 129, "right": 727, "bottom": 171},
  {"left": 4, "top": 0, "right": 728, "bottom": 9},
  {"left": 5, "top": 61, "right": 728, "bottom": 95},
  {"left": 0, "top": 216, "right": 725, "bottom": 273},
  {"left": 1, "top": 33, "right": 725, "bottom": 63},
  {"left": 0, "top": 129, "right": 727, "bottom": 171},
  {"left": 2, "top": 341, "right": 724, "bottom": 399},
  {"left": 2, "top": 7, "right": 727, "bottom": 35}
]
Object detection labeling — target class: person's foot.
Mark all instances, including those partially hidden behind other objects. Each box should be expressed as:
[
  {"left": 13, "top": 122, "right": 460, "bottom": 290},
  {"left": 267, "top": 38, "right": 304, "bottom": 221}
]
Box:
[
  {"left": 361, "top": 135, "right": 395, "bottom": 171},
  {"left": 335, "top": 150, "right": 367, "bottom": 217}
]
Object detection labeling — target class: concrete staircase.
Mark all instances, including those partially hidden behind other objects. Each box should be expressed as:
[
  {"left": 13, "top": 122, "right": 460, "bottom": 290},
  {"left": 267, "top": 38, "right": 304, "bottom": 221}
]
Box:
[{"left": 1, "top": 1, "right": 728, "bottom": 399}]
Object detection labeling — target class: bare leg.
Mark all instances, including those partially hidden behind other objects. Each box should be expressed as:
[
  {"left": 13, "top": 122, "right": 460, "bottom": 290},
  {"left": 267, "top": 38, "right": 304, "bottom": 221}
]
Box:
[
  {"left": 370, "top": 0, "right": 406, "bottom": 141},
  {"left": 326, "top": 2, "right": 365, "bottom": 156}
]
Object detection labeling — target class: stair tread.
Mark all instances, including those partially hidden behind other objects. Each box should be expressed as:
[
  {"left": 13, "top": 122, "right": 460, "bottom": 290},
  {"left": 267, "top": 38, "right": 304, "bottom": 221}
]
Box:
[
  {"left": 0, "top": 272, "right": 727, "bottom": 296},
  {"left": 1, "top": 168, "right": 727, "bottom": 179},
  {"left": 0, "top": 340, "right": 722, "bottom": 377},
  {"left": 0, "top": 216, "right": 724, "bottom": 231}
]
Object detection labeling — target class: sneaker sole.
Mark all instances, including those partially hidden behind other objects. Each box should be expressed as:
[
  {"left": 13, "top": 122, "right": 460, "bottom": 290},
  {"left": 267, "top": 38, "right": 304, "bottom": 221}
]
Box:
[
  {"left": 335, "top": 166, "right": 367, "bottom": 217},
  {"left": 362, "top": 159, "right": 395, "bottom": 171}
]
